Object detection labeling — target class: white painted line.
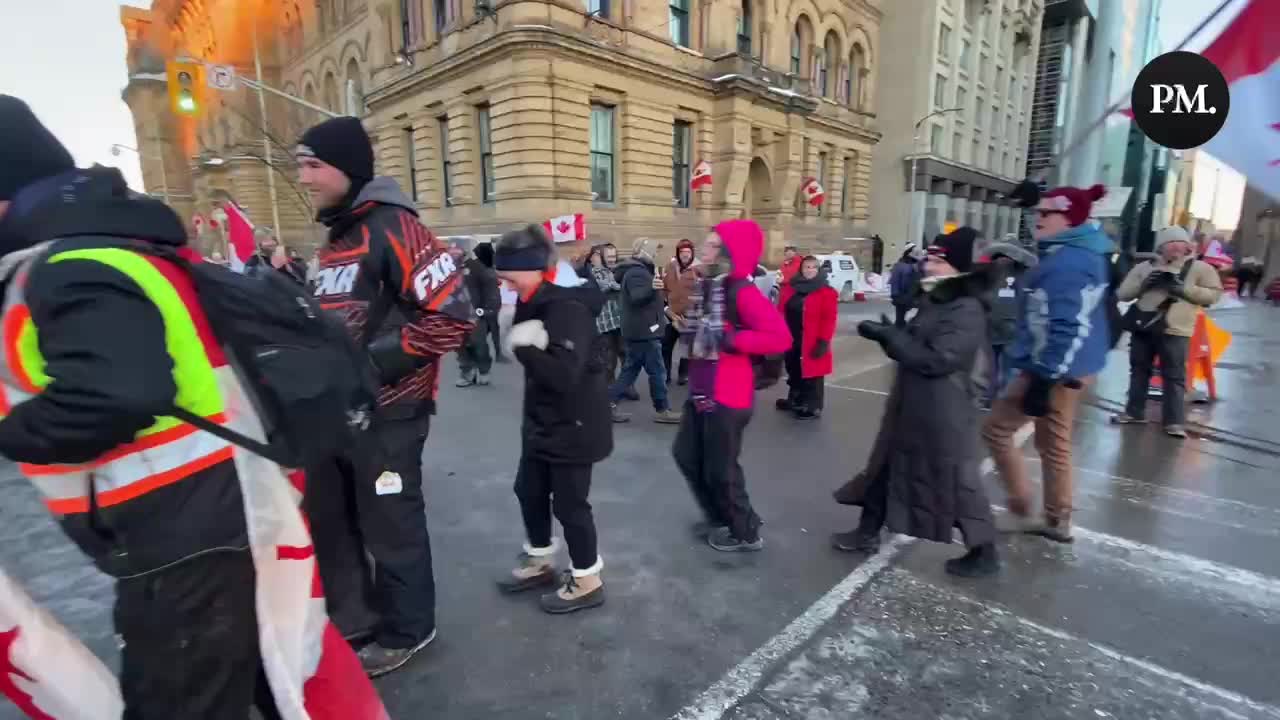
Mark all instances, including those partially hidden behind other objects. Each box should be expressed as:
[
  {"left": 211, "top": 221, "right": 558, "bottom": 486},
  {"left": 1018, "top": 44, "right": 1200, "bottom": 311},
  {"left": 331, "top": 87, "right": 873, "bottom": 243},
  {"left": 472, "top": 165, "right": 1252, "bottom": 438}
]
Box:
[
  {"left": 669, "top": 535, "right": 913, "bottom": 720},
  {"left": 829, "top": 358, "right": 891, "bottom": 384},
  {"left": 827, "top": 384, "right": 889, "bottom": 396},
  {"left": 992, "top": 606, "right": 1280, "bottom": 719}
]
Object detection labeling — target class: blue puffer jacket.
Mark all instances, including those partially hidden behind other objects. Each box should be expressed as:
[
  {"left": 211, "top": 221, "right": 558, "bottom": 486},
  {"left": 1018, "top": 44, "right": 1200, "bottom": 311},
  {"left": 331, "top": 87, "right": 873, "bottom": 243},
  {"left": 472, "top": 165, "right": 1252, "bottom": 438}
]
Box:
[
  {"left": 888, "top": 260, "right": 918, "bottom": 306},
  {"left": 1009, "top": 223, "right": 1114, "bottom": 381}
]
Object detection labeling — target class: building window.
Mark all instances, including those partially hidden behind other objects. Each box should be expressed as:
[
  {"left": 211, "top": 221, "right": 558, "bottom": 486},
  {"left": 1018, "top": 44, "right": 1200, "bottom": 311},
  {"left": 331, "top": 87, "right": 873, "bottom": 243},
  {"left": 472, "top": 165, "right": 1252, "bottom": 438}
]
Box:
[
  {"left": 960, "top": 39, "right": 971, "bottom": 70},
  {"left": 991, "top": 104, "right": 1000, "bottom": 134},
  {"left": 937, "top": 24, "right": 951, "bottom": 61},
  {"left": 995, "top": 68, "right": 1003, "bottom": 96},
  {"left": 590, "top": 104, "right": 614, "bottom": 203},
  {"left": 477, "top": 105, "right": 495, "bottom": 203},
  {"left": 589, "top": 0, "right": 609, "bottom": 16},
  {"left": 438, "top": 116, "right": 452, "bottom": 206},
  {"left": 930, "top": 125, "right": 943, "bottom": 154},
  {"left": 403, "top": 126, "right": 419, "bottom": 201},
  {"left": 1002, "top": 150, "right": 1009, "bottom": 176},
  {"left": 988, "top": 143, "right": 996, "bottom": 170},
  {"left": 400, "top": 0, "right": 425, "bottom": 48},
  {"left": 953, "top": 132, "right": 963, "bottom": 162},
  {"left": 849, "top": 44, "right": 866, "bottom": 108},
  {"left": 669, "top": 0, "right": 689, "bottom": 47},
  {"left": 737, "top": 0, "right": 752, "bottom": 55},
  {"left": 821, "top": 32, "right": 839, "bottom": 98},
  {"left": 1008, "top": 73, "right": 1017, "bottom": 99},
  {"left": 972, "top": 138, "right": 981, "bottom": 167},
  {"left": 841, "top": 154, "right": 855, "bottom": 216},
  {"left": 956, "top": 86, "right": 967, "bottom": 117},
  {"left": 790, "top": 24, "right": 802, "bottom": 74},
  {"left": 673, "top": 121, "right": 691, "bottom": 208},
  {"left": 934, "top": 73, "right": 947, "bottom": 108},
  {"left": 816, "top": 151, "right": 828, "bottom": 214}
]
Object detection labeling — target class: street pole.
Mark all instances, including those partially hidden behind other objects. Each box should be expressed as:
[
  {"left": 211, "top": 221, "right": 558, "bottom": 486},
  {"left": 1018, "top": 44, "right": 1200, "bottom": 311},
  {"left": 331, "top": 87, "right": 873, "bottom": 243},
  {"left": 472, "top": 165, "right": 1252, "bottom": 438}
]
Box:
[
  {"left": 252, "top": 22, "right": 284, "bottom": 244},
  {"left": 905, "top": 107, "right": 962, "bottom": 251}
]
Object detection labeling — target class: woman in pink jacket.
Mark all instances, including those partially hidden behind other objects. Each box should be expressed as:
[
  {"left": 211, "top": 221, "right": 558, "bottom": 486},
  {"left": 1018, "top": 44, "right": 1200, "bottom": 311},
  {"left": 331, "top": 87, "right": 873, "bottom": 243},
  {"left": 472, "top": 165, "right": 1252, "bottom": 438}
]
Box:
[{"left": 673, "top": 220, "right": 793, "bottom": 552}]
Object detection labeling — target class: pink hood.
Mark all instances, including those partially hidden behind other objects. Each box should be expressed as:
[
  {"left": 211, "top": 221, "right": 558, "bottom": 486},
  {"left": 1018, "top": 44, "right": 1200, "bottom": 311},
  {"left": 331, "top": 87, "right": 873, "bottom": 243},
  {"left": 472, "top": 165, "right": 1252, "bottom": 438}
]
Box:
[{"left": 713, "top": 220, "right": 764, "bottom": 280}]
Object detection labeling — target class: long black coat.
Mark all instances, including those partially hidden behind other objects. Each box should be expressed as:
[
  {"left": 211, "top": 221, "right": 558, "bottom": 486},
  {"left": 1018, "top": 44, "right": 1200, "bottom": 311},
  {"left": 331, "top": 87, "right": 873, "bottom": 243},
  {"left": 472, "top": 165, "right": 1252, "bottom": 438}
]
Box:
[
  {"left": 512, "top": 282, "right": 613, "bottom": 465},
  {"left": 613, "top": 257, "right": 666, "bottom": 341},
  {"left": 844, "top": 274, "right": 995, "bottom": 545}
]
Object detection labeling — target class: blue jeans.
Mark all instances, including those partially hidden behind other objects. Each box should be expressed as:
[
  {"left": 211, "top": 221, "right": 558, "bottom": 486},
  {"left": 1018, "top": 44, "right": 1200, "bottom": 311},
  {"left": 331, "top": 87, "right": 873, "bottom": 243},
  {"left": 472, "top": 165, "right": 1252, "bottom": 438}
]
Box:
[{"left": 610, "top": 339, "right": 669, "bottom": 411}]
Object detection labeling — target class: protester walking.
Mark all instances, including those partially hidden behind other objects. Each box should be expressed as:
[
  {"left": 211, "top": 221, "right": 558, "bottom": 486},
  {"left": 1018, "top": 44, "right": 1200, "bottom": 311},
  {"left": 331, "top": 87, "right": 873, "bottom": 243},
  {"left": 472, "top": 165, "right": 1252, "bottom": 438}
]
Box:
[
  {"left": 674, "top": 220, "right": 792, "bottom": 552},
  {"left": 778, "top": 245, "right": 803, "bottom": 288},
  {"left": 457, "top": 243, "right": 502, "bottom": 387},
  {"left": 298, "top": 115, "right": 473, "bottom": 676},
  {"left": 489, "top": 225, "right": 612, "bottom": 613},
  {"left": 1112, "top": 226, "right": 1223, "bottom": 437},
  {"left": 1237, "top": 256, "right": 1264, "bottom": 298},
  {"left": 983, "top": 184, "right": 1113, "bottom": 544},
  {"left": 662, "top": 238, "right": 699, "bottom": 386},
  {"left": 579, "top": 244, "right": 629, "bottom": 389},
  {"left": 609, "top": 238, "right": 681, "bottom": 424},
  {"left": 888, "top": 244, "right": 920, "bottom": 327},
  {"left": 833, "top": 229, "right": 1000, "bottom": 577},
  {"left": 775, "top": 255, "right": 838, "bottom": 419},
  {"left": 0, "top": 96, "right": 287, "bottom": 717},
  {"left": 979, "top": 239, "right": 1037, "bottom": 409}
]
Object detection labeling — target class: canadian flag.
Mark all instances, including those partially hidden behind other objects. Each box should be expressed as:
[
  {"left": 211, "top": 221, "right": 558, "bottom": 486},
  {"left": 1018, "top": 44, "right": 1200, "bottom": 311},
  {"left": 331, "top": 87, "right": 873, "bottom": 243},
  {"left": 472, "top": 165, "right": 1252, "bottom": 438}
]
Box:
[
  {"left": 801, "top": 177, "right": 826, "bottom": 207},
  {"left": 1191, "top": 0, "right": 1280, "bottom": 201},
  {"left": 223, "top": 201, "right": 257, "bottom": 273},
  {"left": 543, "top": 213, "right": 586, "bottom": 244},
  {"left": 192, "top": 213, "right": 206, "bottom": 234},
  {"left": 691, "top": 160, "right": 712, "bottom": 190},
  {"left": 0, "top": 373, "right": 390, "bottom": 720}
]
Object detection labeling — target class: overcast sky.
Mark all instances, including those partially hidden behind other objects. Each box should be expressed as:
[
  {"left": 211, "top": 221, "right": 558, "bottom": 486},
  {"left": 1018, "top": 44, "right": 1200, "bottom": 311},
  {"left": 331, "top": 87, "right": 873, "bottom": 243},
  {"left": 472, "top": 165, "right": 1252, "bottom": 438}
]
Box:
[{"left": 0, "top": 0, "right": 1250, "bottom": 227}]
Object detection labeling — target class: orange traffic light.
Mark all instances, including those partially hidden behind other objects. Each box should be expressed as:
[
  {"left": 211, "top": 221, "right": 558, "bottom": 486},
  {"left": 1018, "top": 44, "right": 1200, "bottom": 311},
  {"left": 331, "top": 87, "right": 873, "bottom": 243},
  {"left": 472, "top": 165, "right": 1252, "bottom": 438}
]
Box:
[{"left": 166, "top": 60, "right": 204, "bottom": 117}]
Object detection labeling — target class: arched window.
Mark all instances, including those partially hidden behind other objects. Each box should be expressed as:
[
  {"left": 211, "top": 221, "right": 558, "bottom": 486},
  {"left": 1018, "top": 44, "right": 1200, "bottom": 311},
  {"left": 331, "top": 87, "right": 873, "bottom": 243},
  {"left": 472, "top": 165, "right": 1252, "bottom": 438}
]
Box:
[
  {"left": 791, "top": 16, "right": 812, "bottom": 76},
  {"left": 737, "top": 0, "right": 752, "bottom": 55},
  {"left": 820, "top": 31, "right": 839, "bottom": 97},
  {"left": 322, "top": 72, "right": 339, "bottom": 113},
  {"left": 345, "top": 58, "right": 364, "bottom": 115},
  {"left": 849, "top": 43, "right": 867, "bottom": 108}
]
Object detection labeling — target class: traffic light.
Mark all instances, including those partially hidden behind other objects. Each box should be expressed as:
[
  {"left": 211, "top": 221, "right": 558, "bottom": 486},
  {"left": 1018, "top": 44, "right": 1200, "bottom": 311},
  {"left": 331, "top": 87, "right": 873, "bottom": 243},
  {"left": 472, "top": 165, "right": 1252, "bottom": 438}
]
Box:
[{"left": 166, "top": 60, "right": 204, "bottom": 117}]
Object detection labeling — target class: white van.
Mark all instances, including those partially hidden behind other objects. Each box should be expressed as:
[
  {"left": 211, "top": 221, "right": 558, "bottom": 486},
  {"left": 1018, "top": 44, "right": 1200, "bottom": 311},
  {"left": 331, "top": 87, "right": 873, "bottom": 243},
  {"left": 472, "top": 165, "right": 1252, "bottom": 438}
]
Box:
[{"left": 814, "top": 252, "right": 862, "bottom": 302}]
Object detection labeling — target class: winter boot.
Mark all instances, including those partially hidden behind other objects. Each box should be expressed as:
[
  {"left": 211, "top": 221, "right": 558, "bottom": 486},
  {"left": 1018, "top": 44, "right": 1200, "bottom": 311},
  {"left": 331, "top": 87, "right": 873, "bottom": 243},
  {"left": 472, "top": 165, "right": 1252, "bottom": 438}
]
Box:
[
  {"left": 496, "top": 552, "right": 558, "bottom": 593},
  {"left": 1030, "top": 516, "right": 1074, "bottom": 543},
  {"left": 793, "top": 406, "right": 821, "bottom": 420},
  {"left": 944, "top": 543, "right": 1000, "bottom": 577},
  {"left": 654, "top": 408, "right": 683, "bottom": 424},
  {"left": 456, "top": 371, "right": 477, "bottom": 388},
  {"left": 691, "top": 520, "right": 728, "bottom": 539},
  {"left": 357, "top": 629, "right": 437, "bottom": 678},
  {"left": 1165, "top": 424, "right": 1188, "bottom": 438},
  {"left": 611, "top": 404, "right": 631, "bottom": 423},
  {"left": 707, "top": 526, "right": 763, "bottom": 552},
  {"left": 477, "top": 373, "right": 491, "bottom": 386},
  {"left": 831, "top": 529, "right": 880, "bottom": 554},
  {"left": 540, "top": 569, "right": 605, "bottom": 614}
]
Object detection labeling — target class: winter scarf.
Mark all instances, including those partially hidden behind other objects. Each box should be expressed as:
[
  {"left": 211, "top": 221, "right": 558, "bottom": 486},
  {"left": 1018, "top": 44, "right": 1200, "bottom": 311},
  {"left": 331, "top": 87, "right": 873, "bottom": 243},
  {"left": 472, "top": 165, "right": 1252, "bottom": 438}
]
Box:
[
  {"left": 684, "top": 273, "right": 727, "bottom": 360},
  {"left": 788, "top": 256, "right": 828, "bottom": 295}
]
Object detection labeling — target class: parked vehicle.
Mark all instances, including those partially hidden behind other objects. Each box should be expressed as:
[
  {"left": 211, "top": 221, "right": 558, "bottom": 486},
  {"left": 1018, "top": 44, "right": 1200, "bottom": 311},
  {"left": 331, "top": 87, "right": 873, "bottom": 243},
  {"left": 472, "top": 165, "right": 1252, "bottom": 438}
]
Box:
[
  {"left": 815, "top": 252, "right": 862, "bottom": 302},
  {"left": 753, "top": 264, "right": 780, "bottom": 304}
]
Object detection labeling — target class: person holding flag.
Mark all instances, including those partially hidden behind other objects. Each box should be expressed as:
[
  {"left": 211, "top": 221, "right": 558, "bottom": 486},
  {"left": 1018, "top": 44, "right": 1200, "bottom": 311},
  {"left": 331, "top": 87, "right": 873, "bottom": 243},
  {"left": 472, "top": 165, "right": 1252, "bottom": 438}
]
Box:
[{"left": 297, "top": 115, "right": 473, "bottom": 677}]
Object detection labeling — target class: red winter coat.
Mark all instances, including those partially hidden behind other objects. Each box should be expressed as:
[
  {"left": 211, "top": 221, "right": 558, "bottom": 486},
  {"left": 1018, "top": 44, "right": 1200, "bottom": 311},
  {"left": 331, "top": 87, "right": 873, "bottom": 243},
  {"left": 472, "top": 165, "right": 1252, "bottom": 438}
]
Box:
[{"left": 778, "top": 283, "right": 838, "bottom": 378}]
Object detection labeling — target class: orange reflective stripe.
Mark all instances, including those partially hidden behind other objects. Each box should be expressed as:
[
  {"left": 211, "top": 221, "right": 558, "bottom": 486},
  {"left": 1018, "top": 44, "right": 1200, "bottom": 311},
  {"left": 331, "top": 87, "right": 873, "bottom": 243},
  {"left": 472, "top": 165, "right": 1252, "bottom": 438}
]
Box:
[
  {"left": 2, "top": 305, "right": 39, "bottom": 394},
  {"left": 43, "top": 446, "right": 234, "bottom": 515},
  {"left": 18, "top": 412, "right": 227, "bottom": 477}
]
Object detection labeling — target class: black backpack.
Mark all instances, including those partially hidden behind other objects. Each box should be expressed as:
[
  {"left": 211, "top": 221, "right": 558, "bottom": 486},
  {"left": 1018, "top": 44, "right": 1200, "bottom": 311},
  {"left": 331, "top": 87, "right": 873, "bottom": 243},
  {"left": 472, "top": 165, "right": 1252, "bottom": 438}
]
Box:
[
  {"left": 725, "top": 278, "right": 784, "bottom": 389},
  {"left": 145, "top": 247, "right": 378, "bottom": 468}
]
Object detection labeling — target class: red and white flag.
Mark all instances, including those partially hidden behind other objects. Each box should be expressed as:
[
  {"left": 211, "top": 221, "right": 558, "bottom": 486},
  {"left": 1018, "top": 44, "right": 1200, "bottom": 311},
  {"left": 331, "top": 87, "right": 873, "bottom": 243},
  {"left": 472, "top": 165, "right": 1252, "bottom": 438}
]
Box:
[
  {"left": 223, "top": 201, "right": 257, "bottom": 273},
  {"left": 801, "top": 177, "right": 826, "bottom": 207},
  {"left": 1195, "top": 0, "right": 1280, "bottom": 201},
  {"left": 192, "top": 213, "right": 206, "bottom": 234},
  {"left": 543, "top": 214, "right": 586, "bottom": 244},
  {"left": 690, "top": 160, "right": 712, "bottom": 190}
]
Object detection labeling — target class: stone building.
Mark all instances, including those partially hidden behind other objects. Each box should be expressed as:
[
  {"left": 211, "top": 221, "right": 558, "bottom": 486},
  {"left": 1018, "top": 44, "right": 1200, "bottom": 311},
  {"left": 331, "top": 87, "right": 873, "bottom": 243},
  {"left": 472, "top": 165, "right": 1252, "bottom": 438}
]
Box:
[
  {"left": 121, "top": 0, "right": 883, "bottom": 264},
  {"left": 870, "top": 0, "right": 1042, "bottom": 257}
]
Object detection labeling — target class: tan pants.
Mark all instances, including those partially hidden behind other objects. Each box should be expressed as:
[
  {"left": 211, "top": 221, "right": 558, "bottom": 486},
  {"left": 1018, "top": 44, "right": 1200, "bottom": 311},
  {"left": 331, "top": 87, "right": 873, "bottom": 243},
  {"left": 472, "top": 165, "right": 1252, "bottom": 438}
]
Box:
[{"left": 982, "top": 373, "right": 1089, "bottom": 523}]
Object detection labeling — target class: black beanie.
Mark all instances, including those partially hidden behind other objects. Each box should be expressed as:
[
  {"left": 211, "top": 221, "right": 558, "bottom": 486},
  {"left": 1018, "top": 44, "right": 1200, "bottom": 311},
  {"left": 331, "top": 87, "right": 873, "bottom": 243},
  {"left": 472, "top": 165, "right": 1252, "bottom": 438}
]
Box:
[
  {"left": 494, "top": 225, "right": 552, "bottom": 272},
  {"left": 0, "top": 96, "right": 75, "bottom": 201},
  {"left": 473, "top": 242, "right": 495, "bottom": 268},
  {"left": 296, "top": 116, "right": 374, "bottom": 183},
  {"left": 927, "top": 226, "right": 979, "bottom": 273}
]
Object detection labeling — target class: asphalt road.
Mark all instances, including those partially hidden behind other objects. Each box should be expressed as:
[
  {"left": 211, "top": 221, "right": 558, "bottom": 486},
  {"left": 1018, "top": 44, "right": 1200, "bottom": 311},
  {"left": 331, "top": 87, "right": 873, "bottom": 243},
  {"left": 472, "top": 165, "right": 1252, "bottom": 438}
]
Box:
[{"left": 2, "top": 297, "right": 1278, "bottom": 719}]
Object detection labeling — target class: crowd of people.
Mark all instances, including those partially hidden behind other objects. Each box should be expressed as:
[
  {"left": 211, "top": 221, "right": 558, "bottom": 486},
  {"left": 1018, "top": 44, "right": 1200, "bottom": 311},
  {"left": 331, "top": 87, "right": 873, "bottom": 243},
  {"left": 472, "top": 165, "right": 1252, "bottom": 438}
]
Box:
[{"left": 0, "top": 93, "right": 1252, "bottom": 718}]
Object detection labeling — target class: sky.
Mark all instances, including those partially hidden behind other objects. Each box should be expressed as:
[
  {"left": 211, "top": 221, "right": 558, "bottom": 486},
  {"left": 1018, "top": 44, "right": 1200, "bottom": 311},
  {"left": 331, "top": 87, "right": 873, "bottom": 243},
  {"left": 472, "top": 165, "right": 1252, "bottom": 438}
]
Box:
[{"left": 0, "top": 0, "right": 1253, "bottom": 227}]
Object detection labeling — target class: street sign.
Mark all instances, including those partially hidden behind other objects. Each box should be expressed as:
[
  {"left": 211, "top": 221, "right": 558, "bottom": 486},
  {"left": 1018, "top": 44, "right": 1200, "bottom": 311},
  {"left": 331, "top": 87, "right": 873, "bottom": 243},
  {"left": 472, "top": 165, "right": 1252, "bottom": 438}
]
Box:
[{"left": 207, "top": 64, "right": 236, "bottom": 91}]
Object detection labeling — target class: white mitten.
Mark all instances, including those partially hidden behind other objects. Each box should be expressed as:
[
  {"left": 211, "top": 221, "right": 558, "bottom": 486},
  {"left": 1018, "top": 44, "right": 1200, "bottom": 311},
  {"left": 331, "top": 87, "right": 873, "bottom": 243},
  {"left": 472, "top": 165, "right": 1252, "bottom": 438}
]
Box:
[{"left": 507, "top": 319, "right": 549, "bottom": 352}]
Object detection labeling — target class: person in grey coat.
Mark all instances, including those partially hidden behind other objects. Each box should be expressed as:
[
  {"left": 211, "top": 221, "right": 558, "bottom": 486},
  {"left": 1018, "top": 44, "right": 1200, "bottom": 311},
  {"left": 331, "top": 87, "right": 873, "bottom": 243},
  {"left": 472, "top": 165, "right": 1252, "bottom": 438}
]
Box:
[{"left": 832, "top": 229, "right": 999, "bottom": 577}]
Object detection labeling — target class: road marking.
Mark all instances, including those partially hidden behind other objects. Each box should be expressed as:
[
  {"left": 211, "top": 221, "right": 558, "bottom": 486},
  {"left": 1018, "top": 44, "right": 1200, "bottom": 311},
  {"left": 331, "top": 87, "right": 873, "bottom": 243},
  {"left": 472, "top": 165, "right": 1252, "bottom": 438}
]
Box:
[
  {"left": 827, "top": 383, "right": 889, "bottom": 396},
  {"left": 829, "top": 358, "right": 891, "bottom": 384},
  {"left": 669, "top": 535, "right": 912, "bottom": 720}
]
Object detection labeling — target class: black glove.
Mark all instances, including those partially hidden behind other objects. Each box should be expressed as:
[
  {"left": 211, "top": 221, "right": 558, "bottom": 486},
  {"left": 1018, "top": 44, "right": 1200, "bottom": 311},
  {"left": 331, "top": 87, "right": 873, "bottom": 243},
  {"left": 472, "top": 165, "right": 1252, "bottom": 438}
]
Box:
[
  {"left": 1165, "top": 279, "right": 1187, "bottom": 299},
  {"left": 367, "top": 331, "right": 425, "bottom": 387},
  {"left": 1021, "top": 374, "right": 1055, "bottom": 418},
  {"left": 857, "top": 319, "right": 893, "bottom": 344},
  {"left": 811, "top": 338, "right": 830, "bottom": 360}
]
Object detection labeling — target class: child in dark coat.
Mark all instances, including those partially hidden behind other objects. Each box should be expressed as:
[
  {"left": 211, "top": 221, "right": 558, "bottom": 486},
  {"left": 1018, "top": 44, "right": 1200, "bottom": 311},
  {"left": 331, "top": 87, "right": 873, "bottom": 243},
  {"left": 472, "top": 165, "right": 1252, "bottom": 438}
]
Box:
[{"left": 493, "top": 225, "right": 613, "bottom": 614}]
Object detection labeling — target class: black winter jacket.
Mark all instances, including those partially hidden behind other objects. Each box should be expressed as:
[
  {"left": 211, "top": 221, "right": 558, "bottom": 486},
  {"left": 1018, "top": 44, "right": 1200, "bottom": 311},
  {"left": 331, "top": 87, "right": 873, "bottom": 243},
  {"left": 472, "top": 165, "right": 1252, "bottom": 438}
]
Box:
[
  {"left": 613, "top": 257, "right": 666, "bottom": 341},
  {"left": 513, "top": 281, "right": 613, "bottom": 464},
  {"left": 464, "top": 257, "right": 501, "bottom": 314},
  {"left": 0, "top": 167, "right": 247, "bottom": 577}
]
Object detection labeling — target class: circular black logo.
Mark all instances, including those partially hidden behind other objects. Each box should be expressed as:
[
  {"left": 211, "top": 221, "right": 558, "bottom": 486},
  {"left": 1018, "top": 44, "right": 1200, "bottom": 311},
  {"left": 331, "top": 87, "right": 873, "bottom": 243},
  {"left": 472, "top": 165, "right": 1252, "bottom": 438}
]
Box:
[{"left": 1131, "top": 50, "right": 1230, "bottom": 150}]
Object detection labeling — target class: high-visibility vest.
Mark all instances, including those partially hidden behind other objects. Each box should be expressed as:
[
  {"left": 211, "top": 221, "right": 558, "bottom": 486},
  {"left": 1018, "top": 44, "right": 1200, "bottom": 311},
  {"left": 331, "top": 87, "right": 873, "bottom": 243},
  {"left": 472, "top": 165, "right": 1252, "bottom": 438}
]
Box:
[{"left": 0, "top": 247, "right": 233, "bottom": 516}]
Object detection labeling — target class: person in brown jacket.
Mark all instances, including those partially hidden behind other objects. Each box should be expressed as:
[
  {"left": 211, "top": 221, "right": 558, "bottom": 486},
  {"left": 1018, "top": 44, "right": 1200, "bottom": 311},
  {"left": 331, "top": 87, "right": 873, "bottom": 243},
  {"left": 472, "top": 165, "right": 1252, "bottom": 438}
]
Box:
[
  {"left": 1112, "top": 225, "right": 1223, "bottom": 438},
  {"left": 661, "top": 238, "right": 699, "bottom": 385}
]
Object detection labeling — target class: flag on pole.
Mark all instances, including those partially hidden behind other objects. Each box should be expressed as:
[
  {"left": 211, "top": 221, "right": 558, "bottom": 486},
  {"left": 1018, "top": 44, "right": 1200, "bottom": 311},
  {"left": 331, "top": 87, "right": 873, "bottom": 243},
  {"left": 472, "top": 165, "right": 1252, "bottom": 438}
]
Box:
[
  {"left": 801, "top": 177, "right": 826, "bottom": 207},
  {"left": 223, "top": 201, "right": 256, "bottom": 273},
  {"left": 1195, "top": 0, "right": 1280, "bottom": 201},
  {"left": 690, "top": 160, "right": 712, "bottom": 190},
  {"left": 543, "top": 214, "right": 586, "bottom": 244}
]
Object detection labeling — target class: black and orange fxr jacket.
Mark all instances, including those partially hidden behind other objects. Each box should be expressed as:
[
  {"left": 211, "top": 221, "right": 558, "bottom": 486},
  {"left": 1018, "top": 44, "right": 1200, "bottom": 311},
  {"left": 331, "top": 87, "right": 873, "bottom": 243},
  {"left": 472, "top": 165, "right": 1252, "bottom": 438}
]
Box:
[{"left": 313, "top": 176, "right": 472, "bottom": 414}]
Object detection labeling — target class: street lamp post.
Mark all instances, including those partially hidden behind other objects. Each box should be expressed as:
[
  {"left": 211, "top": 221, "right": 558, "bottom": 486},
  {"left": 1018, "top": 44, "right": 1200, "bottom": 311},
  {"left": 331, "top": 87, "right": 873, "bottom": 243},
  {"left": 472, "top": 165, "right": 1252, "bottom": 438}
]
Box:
[
  {"left": 111, "top": 143, "right": 169, "bottom": 204},
  {"left": 906, "top": 107, "right": 963, "bottom": 248}
]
